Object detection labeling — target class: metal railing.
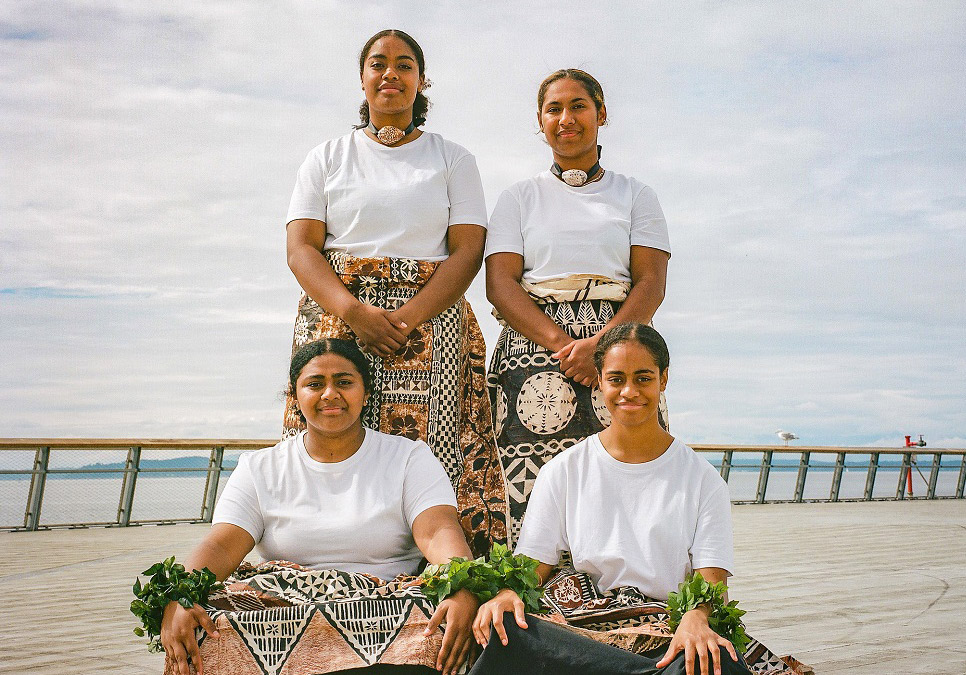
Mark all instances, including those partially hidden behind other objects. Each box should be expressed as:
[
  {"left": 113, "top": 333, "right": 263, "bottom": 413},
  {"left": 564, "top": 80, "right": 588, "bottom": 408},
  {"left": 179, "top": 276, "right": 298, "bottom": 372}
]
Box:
[
  {"left": 0, "top": 439, "right": 266, "bottom": 531},
  {"left": 1, "top": 440, "right": 963, "bottom": 531}
]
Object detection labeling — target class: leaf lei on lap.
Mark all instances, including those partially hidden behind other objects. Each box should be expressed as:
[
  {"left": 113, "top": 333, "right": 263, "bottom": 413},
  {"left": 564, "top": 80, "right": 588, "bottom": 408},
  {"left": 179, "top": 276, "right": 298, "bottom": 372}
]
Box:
[
  {"left": 666, "top": 572, "right": 749, "bottom": 653},
  {"left": 130, "top": 556, "right": 222, "bottom": 652},
  {"left": 419, "top": 543, "right": 544, "bottom": 613}
]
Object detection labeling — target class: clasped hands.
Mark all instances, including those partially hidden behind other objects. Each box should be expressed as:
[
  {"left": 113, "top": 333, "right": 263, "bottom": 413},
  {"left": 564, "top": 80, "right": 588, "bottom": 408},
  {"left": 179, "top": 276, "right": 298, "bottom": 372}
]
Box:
[
  {"left": 342, "top": 302, "right": 419, "bottom": 359},
  {"left": 552, "top": 336, "right": 599, "bottom": 388}
]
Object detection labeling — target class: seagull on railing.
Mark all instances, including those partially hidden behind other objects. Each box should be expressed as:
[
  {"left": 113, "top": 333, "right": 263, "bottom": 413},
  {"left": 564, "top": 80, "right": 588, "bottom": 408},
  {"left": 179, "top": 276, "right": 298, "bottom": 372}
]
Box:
[{"left": 776, "top": 430, "right": 799, "bottom": 446}]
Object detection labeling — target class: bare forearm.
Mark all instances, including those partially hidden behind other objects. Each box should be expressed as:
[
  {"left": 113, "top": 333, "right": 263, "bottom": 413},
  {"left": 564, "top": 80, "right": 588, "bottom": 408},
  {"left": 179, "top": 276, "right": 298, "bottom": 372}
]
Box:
[
  {"left": 181, "top": 524, "right": 256, "bottom": 581},
  {"left": 287, "top": 244, "right": 360, "bottom": 318},
  {"left": 487, "top": 276, "right": 571, "bottom": 352},
  {"left": 183, "top": 540, "right": 243, "bottom": 582},
  {"left": 604, "top": 247, "right": 669, "bottom": 332},
  {"left": 421, "top": 521, "right": 473, "bottom": 564},
  {"left": 397, "top": 246, "right": 481, "bottom": 328},
  {"left": 605, "top": 280, "right": 665, "bottom": 330}
]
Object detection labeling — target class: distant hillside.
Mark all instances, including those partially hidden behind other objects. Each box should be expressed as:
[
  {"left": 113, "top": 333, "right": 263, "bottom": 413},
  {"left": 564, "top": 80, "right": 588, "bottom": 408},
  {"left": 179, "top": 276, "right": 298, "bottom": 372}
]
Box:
[
  {"left": 0, "top": 453, "right": 911, "bottom": 481},
  {"left": 0, "top": 455, "right": 237, "bottom": 480}
]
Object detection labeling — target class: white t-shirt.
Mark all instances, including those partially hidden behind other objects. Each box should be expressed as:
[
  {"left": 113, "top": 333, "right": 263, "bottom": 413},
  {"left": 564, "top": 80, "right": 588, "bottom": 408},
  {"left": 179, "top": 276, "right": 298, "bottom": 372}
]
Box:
[
  {"left": 484, "top": 170, "right": 670, "bottom": 283},
  {"left": 515, "top": 434, "right": 734, "bottom": 600},
  {"left": 286, "top": 129, "right": 488, "bottom": 261},
  {"left": 213, "top": 429, "right": 458, "bottom": 580}
]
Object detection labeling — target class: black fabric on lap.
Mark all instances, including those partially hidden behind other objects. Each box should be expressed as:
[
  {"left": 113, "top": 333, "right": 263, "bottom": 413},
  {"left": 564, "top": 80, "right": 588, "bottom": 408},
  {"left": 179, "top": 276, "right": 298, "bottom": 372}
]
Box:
[
  {"left": 339, "top": 666, "right": 436, "bottom": 674},
  {"left": 469, "top": 618, "right": 751, "bottom": 675}
]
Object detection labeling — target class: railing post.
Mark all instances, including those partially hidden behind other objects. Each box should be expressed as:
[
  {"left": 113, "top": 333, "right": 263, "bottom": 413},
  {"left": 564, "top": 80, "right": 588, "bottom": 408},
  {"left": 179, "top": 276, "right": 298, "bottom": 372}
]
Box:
[
  {"left": 720, "top": 450, "right": 733, "bottom": 483},
  {"left": 794, "top": 451, "right": 810, "bottom": 502},
  {"left": 829, "top": 452, "right": 846, "bottom": 502},
  {"left": 896, "top": 452, "right": 912, "bottom": 500},
  {"left": 201, "top": 446, "right": 225, "bottom": 522},
  {"left": 117, "top": 446, "right": 141, "bottom": 526},
  {"left": 24, "top": 446, "right": 50, "bottom": 531},
  {"left": 927, "top": 453, "right": 941, "bottom": 499},
  {"left": 756, "top": 450, "right": 773, "bottom": 504},
  {"left": 958, "top": 453, "right": 966, "bottom": 499},
  {"left": 864, "top": 452, "right": 879, "bottom": 501}
]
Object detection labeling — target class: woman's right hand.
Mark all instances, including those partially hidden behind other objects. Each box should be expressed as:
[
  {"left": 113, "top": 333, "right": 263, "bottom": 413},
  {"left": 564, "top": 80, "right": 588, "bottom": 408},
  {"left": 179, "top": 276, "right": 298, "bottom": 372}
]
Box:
[
  {"left": 472, "top": 588, "right": 529, "bottom": 648},
  {"left": 343, "top": 303, "right": 410, "bottom": 358},
  {"left": 161, "top": 600, "right": 220, "bottom": 675}
]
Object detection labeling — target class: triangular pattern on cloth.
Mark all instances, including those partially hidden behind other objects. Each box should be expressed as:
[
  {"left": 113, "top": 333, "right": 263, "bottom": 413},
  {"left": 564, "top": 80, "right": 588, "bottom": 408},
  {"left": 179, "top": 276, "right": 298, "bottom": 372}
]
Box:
[
  {"left": 573, "top": 302, "right": 599, "bottom": 337},
  {"left": 317, "top": 598, "right": 416, "bottom": 666},
  {"left": 228, "top": 605, "right": 316, "bottom": 675},
  {"left": 552, "top": 303, "right": 576, "bottom": 327},
  {"left": 597, "top": 301, "right": 614, "bottom": 326}
]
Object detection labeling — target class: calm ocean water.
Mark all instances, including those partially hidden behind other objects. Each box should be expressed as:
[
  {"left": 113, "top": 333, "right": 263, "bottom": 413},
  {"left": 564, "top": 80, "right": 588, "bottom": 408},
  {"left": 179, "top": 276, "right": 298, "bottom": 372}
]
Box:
[{"left": 1, "top": 465, "right": 961, "bottom": 529}]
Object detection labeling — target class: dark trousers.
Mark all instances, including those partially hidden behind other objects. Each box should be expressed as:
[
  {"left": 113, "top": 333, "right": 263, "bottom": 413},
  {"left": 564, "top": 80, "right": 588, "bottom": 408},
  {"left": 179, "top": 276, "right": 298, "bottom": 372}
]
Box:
[
  {"left": 340, "top": 666, "right": 436, "bottom": 674},
  {"left": 469, "top": 618, "right": 751, "bottom": 675}
]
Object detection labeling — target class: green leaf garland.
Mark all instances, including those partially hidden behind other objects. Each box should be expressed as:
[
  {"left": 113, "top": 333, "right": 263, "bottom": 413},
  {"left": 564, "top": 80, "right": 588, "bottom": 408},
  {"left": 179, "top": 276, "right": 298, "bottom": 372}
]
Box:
[
  {"left": 419, "top": 543, "right": 544, "bottom": 613},
  {"left": 130, "top": 556, "right": 222, "bottom": 652},
  {"left": 666, "top": 572, "right": 749, "bottom": 653}
]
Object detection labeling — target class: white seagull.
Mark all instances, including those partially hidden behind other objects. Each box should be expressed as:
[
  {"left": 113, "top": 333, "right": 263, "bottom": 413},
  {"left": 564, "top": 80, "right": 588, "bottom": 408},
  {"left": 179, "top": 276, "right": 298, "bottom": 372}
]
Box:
[{"left": 776, "top": 430, "right": 799, "bottom": 446}]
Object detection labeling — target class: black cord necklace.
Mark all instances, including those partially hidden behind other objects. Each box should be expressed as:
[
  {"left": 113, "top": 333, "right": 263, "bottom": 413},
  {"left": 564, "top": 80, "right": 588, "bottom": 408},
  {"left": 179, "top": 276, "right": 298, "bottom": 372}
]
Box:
[
  {"left": 551, "top": 145, "right": 603, "bottom": 186},
  {"left": 367, "top": 120, "right": 416, "bottom": 146}
]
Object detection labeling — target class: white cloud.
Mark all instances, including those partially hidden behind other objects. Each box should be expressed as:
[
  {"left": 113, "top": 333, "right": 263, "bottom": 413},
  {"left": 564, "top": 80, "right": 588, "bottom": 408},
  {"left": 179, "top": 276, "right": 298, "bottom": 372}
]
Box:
[{"left": 1, "top": 1, "right": 964, "bottom": 447}]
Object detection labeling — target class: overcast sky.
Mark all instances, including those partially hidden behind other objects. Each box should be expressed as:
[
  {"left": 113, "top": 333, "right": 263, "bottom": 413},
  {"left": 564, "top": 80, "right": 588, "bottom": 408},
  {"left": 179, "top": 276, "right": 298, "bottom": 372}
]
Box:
[{"left": 2, "top": 1, "right": 964, "bottom": 448}]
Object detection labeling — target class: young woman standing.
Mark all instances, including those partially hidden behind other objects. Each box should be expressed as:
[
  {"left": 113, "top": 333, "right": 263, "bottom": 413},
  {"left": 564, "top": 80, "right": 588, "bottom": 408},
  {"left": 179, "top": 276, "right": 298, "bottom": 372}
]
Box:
[
  {"left": 284, "top": 30, "right": 507, "bottom": 555},
  {"left": 485, "top": 70, "right": 670, "bottom": 539}
]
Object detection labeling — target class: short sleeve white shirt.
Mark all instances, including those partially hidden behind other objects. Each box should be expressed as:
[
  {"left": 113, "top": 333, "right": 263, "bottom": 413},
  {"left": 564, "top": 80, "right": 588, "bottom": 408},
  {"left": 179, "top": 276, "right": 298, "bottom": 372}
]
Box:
[
  {"left": 286, "top": 130, "right": 487, "bottom": 261},
  {"left": 515, "top": 434, "right": 734, "bottom": 600},
  {"left": 485, "top": 170, "right": 669, "bottom": 283},
  {"left": 213, "top": 428, "right": 458, "bottom": 579}
]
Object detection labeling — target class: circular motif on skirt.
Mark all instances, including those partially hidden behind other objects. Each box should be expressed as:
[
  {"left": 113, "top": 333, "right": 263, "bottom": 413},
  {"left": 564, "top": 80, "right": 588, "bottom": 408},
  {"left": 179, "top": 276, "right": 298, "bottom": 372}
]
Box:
[
  {"left": 591, "top": 387, "right": 612, "bottom": 427},
  {"left": 516, "top": 372, "right": 577, "bottom": 435}
]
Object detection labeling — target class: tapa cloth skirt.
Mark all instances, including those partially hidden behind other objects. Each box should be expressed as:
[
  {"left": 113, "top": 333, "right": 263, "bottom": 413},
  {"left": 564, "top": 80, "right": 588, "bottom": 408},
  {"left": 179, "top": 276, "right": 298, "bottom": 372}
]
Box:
[{"left": 283, "top": 250, "right": 508, "bottom": 556}]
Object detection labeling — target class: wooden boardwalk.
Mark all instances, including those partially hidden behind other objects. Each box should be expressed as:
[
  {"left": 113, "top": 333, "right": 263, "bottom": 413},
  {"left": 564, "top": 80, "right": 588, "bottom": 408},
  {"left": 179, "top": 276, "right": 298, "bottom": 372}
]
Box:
[{"left": 1, "top": 500, "right": 963, "bottom": 674}]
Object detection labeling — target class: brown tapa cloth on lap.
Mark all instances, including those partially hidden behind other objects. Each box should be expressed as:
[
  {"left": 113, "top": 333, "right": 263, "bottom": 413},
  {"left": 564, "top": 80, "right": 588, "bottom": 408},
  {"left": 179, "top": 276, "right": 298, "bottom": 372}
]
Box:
[{"left": 164, "top": 561, "right": 444, "bottom": 675}]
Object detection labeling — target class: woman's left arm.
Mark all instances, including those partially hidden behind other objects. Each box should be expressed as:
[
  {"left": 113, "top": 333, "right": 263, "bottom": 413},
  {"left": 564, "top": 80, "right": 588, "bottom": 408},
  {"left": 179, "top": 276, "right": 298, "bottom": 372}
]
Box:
[
  {"left": 412, "top": 505, "right": 479, "bottom": 675},
  {"left": 391, "top": 225, "right": 485, "bottom": 331},
  {"left": 655, "top": 567, "right": 739, "bottom": 675},
  {"left": 556, "top": 245, "right": 670, "bottom": 386}
]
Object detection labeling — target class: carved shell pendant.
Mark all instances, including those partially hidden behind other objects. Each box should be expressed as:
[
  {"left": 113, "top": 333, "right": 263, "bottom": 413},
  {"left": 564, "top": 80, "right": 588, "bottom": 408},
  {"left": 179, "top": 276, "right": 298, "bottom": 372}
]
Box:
[
  {"left": 561, "top": 169, "right": 589, "bottom": 186},
  {"left": 376, "top": 125, "right": 405, "bottom": 146}
]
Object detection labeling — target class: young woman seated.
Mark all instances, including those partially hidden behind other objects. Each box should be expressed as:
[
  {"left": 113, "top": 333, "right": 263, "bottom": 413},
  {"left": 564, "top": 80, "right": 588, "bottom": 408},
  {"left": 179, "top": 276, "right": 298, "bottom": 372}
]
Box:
[
  {"left": 161, "top": 339, "right": 477, "bottom": 675},
  {"left": 470, "top": 323, "right": 751, "bottom": 675}
]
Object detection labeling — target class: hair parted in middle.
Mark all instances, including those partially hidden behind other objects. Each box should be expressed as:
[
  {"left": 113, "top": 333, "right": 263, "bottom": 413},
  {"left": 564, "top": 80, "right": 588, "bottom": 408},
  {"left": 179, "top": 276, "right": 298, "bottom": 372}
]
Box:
[
  {"left": 288, "top": 338, "right": 373, "bottom": 396},
  {"left": 355, "top": 29, "right": 431, "bottom": 129},
  {"left": 593, "top": 323, "right": 670, "bottom": 375},
  {"left": 537, "top": 68, "right": 606, "bottom": 115}
]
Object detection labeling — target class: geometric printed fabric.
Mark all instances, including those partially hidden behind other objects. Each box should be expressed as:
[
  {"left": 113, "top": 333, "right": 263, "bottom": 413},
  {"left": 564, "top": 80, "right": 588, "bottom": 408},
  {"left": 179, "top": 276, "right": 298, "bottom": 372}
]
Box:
[
  {"left": 317, "top": 598, "right": 415, "bottom": 665},
  {"left": 282, "top": 250, "right": 509, "bottom": 557},
  {"left": 539, "top": 567, "right": 811, "bottom": 675},
  {"left": 227, "top": 605, "right": 316, "bottom": 675},
  {"left": 165, "top": 561, "right": 442, "bottom": 675}
]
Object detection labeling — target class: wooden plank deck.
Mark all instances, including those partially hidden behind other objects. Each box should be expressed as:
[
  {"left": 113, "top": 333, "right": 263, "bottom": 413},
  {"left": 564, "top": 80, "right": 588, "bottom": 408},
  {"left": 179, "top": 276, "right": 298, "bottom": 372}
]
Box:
[{"left": 1, "top": 500, "right": 963, "bottom": 674}]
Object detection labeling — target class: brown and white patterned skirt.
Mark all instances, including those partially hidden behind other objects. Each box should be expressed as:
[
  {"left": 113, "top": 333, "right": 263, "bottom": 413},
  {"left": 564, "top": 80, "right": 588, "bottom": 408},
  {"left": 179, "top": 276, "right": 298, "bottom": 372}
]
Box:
[
  {"left": 487, "top": 277, "right": 668, "bottom": 541},
  {"left": 536, "top": 567, "right": 812, "bottom": 675},
  {"left": 283, "top": 250, "right": 508, "bottom": 556},
  {"left": 166, "top": 561, "right": 442, "bottom": 675}
]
